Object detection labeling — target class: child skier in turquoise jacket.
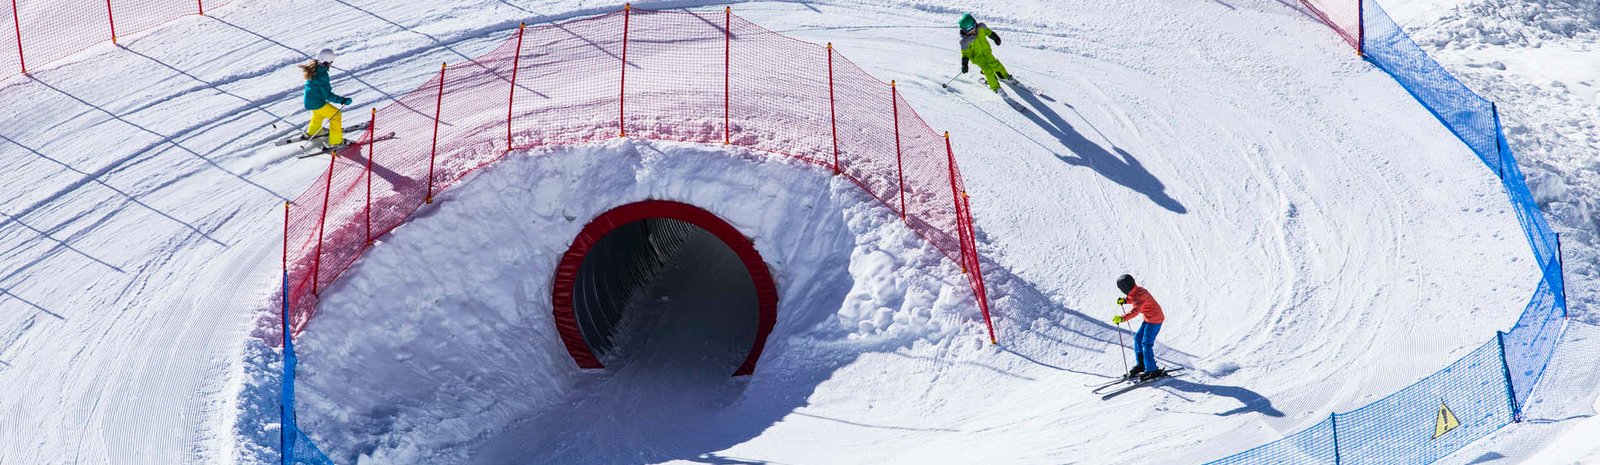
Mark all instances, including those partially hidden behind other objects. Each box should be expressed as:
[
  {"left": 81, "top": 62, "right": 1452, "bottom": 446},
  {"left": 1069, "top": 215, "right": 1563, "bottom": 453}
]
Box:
[{"left": 300, "top": 49, "right": 353, "bottom": 147}]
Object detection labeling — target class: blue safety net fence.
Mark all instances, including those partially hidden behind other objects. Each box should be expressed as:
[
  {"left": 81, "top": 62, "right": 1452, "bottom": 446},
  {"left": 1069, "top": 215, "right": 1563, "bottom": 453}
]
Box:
[
  {"left": 1209, "top": 0, "right": 1570, "bottom": 463},
  {"left": 280, "top": 275, "right": 335, "bottom": 465}
]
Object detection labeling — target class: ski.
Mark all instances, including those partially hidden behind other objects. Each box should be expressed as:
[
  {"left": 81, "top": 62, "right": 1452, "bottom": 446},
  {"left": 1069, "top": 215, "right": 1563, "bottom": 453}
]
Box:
[
  {"left": 1003, "top": 78, "right": 1052, "bottom": 101},
  {"left": 1088, "top": 374, "right": 1135, "bottom": 390},
  {"left": 1097, "top": 368, "right": 1186, "bottom": 399},
  {"left": 1084, "top": 373, "right": 1130, "bottom": 386},
  {"left": 274, "top": 123, "right": 371, "bottom": 146},
  {"left": 296, "top": 132, "right": 396, "bottom": 159}
]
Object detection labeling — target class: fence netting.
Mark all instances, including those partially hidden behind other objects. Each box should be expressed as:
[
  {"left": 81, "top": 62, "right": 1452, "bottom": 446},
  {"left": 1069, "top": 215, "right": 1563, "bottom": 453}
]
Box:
[
  {"left": 281, "top": 7, "right": 990, "bottom": 338},
  {"left": 3, "top": 1, "right": 227, "bottom": 81},
  {"left": 0, "top": 0, "right": 17, "bottom": 78},
  {"left": 1209, "top": 0, "right": 1570, "bottom": 463},
  {"left": 1331, "top": 339, "right": 1514, "bottom": 464},
  {"left": 1299, "top": 0, "right": 1361, "bottom": 49},
  {"left": 1207, "top": 417, "right": 1337, "bottom": 465},
  {"left": 1361, "top": 0, "right": 1501, "bottom": 175}
]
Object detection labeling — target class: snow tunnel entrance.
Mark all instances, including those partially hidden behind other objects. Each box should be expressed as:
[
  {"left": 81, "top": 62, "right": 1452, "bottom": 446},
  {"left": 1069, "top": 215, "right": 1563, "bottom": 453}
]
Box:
[{"left": 551, "top": 200, "right": 778, "bottom": 376}]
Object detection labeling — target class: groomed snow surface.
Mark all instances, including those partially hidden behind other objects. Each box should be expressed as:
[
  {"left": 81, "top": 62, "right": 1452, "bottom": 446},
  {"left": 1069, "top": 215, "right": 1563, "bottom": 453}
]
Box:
[{"left": 0, "top": 0, "right": 1594, "bottom": 464}]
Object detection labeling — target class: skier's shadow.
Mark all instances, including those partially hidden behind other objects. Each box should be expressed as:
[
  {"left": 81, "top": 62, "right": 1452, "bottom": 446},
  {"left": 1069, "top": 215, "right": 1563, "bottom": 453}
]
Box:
[
  {"left": 333, "top": 144, "right": 410, "bottom": 188},
  {"left": 1156, "top": 378, "right": 1285, "bottom": 417},
  {"left": 1005, "top": 84, "right": 1187, "bottom": 214}
]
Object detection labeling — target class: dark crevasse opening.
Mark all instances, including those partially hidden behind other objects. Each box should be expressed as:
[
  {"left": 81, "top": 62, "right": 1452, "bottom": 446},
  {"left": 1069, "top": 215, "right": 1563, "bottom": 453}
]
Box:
[{"left": 571, "top": 217, "right": 759, "bottom": 374}]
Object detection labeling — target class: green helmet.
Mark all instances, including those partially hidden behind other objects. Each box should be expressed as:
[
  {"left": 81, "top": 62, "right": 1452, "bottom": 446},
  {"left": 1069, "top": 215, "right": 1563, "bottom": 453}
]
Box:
[{"left": 959, "top": 13, "right": 976, "bottom": 32}]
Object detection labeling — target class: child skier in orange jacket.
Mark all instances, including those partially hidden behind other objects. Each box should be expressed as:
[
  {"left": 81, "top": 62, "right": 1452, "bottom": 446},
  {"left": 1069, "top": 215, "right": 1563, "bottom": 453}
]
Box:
[{"left": 1113, "top": 274, "right": 1166, "bottom": 381}]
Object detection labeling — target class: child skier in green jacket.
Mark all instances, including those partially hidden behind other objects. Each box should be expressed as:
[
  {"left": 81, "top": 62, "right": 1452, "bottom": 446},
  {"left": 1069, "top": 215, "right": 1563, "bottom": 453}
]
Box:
[{"left": 958, "top": 13, "right": 1012, "bottom": 93}]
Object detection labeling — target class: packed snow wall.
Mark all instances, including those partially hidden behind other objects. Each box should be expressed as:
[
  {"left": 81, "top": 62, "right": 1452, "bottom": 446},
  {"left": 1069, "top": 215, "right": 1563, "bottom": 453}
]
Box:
[
  {"left": 279, "top": 139, "right": 947, "bottom": 463},
  {"left": 1208, "top": 1, "right": 1572, "bottom": 463}
]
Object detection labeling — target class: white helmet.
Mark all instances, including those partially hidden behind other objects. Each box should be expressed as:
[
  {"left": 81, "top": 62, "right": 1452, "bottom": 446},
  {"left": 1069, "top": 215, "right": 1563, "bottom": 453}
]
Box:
[{"left": 316, "top": 48, "right": 337, "bottom": 63}]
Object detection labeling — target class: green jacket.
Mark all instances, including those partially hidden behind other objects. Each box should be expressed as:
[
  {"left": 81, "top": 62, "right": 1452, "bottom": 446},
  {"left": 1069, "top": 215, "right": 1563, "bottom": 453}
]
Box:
[
  {"left": 960, "top": 23, "right": 1003, "bottom": 70},
  {"left": 303, "top": 64, "right": 349, "bottom": 110}
]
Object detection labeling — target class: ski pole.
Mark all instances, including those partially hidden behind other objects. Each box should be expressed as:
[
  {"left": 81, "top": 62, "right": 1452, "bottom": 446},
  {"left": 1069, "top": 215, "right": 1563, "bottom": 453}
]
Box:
[
  {"left": 1113, "top": 306, "right": 1129, "bottom": 375},
  {"left": 939, "top": 74, "right": 961, "bottom": 89}
]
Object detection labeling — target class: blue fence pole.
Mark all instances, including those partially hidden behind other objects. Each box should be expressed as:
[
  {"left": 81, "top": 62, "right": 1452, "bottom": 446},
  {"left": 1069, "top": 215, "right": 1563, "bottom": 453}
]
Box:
[
  {"left": 1330, "top": 413, "right": 1341, "bottom": 465},
  {"left": 1557, "top": 233, "right": 1567, "bottom": 319},
  {"left": 1357, "top": 0, "right": 1364, "bottom": 57},
  {"left": 1494, "top": 331, "right": 1521, "bottom": 422},
  {"left": 1490, "top": 103, "right": 1505, "bottom": 179}
]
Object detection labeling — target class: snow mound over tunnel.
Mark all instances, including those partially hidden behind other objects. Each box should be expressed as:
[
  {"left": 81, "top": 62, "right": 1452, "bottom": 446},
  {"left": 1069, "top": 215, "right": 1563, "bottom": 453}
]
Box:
[{"left": 283, "top": 140, "right": 996, "bottom": 463}]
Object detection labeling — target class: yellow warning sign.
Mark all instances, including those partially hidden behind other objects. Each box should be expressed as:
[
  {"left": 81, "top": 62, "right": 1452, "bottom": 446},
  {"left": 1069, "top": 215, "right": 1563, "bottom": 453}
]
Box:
[{"left": 1433, "top": 402, "right": 1461, "bottom": 439}]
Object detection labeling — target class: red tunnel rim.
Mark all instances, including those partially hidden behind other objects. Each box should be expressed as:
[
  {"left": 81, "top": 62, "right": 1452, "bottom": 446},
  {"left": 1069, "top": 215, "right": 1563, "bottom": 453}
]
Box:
[{"left": 550, "top": 199, "right": 779, "bottom": 377}]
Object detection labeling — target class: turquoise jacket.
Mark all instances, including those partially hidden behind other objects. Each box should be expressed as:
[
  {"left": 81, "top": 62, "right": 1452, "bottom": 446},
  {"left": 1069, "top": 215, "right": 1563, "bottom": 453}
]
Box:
[{"left": 303, "top": 64, "right": 349, "bottom": 110}]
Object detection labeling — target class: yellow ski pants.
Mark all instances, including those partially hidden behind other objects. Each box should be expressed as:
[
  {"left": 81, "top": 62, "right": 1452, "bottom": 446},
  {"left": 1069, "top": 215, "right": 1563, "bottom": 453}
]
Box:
[{"left": 306, "top": 104, "right": 344, "bottom": 145}]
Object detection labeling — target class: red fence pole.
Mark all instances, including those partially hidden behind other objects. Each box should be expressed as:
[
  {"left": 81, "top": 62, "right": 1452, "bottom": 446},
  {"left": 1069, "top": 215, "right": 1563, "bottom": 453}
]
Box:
[
  {"left": 827, "top": 43, "right": 837, "bottom": 175},
  {"left": 947, "top": 132, "right": 995, "bottom": 344},
  {"left": 311, "top": 149, "right": 335, "bottom": 295},
  {"left": 9, "top": 0, "right": 22, "bottom": 74},
  {"left": 506, "top": 22, "right": 525, "bottom": 152},
  {"left": 426, "top": 62, "right": 445, "bottom": 204},
  {"left": 618, "top": 3, "right": 631, "bottom": 137},
  {"left": 723, "top": 6, "right": 731, "bottom": 145},
  {"left": 197, "top": 0, "right": 204, "bottom": 15},
  {"left": 965, "top": 189, "right": 994, "bottom": 344},
  {"left": 364, "top": 108, "right": 375, "bottom": 245},
  {"left": 282, "top": 200, "right": 289, "bottom": 328},
  {"left": 282, "top": 200, "right": 289, "bottom": 287},
  {"left": 945, "top": 132, "right": 966, "bottom": 274},
  {"left": 104, "top": 0, "right": 118, "bottom": 44},
  {"left": 892, "top": 80, "right": 905, "bottom": 219}
]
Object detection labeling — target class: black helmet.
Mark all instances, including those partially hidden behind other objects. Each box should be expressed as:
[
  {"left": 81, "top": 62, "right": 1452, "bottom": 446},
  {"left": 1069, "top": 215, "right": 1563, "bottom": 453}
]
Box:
[{"left": 1117, "top": 274, "right": 1136, "bottom": 295}]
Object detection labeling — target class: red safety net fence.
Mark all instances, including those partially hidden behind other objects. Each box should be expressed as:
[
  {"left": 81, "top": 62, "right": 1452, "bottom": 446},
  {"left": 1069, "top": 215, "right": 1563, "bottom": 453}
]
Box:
[
  {"left": 1, "top": 0, "right": 226, "bottom": 80},
  {"left": 280, "top": 6, "right": 997, "bottom": 345},
  {"left": 1299, "top": 0, "right": 1362, "bottom": 51}
]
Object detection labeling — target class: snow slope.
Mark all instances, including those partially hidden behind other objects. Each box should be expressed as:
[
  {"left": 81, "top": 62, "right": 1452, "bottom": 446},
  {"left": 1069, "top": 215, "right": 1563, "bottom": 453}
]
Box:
[{"left": 0, "top": 0, "right": 1575, "bottom": 463}]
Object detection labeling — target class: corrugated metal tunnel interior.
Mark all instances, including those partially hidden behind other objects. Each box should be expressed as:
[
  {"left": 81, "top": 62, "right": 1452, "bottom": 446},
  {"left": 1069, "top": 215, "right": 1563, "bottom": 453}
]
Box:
[{"left": 571, "top": 217, "right": 760, "bottom": 368}]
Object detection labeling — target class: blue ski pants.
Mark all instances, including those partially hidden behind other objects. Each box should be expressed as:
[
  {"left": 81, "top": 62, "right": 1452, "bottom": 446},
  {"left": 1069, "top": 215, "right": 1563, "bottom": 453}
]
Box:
[{"left": 1134, "top": 322, "right": 1162, "bottom": 371}]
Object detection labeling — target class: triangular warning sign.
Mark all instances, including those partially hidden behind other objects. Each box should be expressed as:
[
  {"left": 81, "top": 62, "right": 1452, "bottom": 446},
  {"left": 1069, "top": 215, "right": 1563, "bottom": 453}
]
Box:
[{"left": 1433, "top": 402, "right": 1461, "bottom": 439}]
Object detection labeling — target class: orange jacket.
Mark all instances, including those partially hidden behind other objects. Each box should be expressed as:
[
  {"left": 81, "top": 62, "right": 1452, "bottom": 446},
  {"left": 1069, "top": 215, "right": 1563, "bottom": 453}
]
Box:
[{"left": 1120, "top": 286, "right": 1165, "bottom": 324}]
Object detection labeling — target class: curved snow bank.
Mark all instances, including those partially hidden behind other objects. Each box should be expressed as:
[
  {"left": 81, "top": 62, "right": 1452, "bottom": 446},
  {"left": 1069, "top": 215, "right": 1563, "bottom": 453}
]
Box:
[{"left": 273, "top": 140, "right": 986, "bottom": 463}]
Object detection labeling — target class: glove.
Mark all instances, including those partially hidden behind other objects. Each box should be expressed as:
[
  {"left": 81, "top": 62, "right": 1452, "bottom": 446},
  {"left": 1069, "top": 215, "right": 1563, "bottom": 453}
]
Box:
[
  {"left": 1112, "top": 315, "right": 1124, "bottom": 325},
  {"left": 1116, "top": 297, "right": 1127, "bottom": 305},
  {"left": 961, "top": 63, "right": 969, "bottom": 74},
  {"left": 341, "top": 97, "right": 353, "bottom": 106}
]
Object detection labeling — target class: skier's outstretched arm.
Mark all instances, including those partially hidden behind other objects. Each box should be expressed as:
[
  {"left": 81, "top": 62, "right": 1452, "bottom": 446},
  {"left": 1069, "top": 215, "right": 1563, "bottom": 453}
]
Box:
[
  {"left": 322, "top": 83, "right": 350, "bottom": 106},
  {"left": 988, "top": 29, "right": 1002, "bottom": 45},
  {"left": 317, "top": 68, "right": 351, "bottom": 105}
]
